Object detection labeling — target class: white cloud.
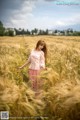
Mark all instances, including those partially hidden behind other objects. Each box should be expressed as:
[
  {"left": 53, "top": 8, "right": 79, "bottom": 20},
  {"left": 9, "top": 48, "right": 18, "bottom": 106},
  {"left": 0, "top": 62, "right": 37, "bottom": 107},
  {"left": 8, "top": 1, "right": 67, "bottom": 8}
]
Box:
[
  {"left": 4, "top": 0, "right": 80, "bottom": 30},
  {"left": 6, "top": 0, "right": 36, "bottom": 29},
  {"left": 55, "top": 14, "right": 80, "bottom": 27},
  {"left": 9, "top": 12, "right": 80, "bottom": 30}
]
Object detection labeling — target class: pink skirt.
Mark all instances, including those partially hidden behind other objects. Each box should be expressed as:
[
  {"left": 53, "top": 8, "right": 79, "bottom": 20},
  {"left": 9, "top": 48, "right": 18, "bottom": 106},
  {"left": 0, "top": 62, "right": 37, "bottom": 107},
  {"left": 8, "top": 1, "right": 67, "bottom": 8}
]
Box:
[{"left": 28, "top": 69, "right": 41, "bottom": 92}]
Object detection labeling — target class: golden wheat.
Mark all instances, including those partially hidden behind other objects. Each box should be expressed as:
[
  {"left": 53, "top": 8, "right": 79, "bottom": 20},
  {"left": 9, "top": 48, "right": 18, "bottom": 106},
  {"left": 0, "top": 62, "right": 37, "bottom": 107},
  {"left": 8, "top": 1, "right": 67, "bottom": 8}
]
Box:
[{"left": 0, "top": 36, "right": 80, "bottom": 120}]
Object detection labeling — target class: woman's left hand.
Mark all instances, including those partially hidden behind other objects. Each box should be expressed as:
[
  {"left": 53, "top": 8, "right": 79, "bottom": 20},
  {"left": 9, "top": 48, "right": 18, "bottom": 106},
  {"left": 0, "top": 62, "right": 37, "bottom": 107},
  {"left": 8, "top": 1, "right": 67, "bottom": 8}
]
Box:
[
  {"left": 40, "top": 67, "right": 47, "bottom": 70},
  {"left": 44, "top": 67, "right": 48, "bottom": 70}
]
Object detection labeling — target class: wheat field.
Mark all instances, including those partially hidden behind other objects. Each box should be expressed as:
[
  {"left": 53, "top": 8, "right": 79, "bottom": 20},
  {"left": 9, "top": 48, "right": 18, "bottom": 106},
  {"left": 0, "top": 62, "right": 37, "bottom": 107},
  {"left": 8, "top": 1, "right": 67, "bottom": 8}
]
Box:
[{"left": 0, "top": 36, "right": 80, "bottom": 120}]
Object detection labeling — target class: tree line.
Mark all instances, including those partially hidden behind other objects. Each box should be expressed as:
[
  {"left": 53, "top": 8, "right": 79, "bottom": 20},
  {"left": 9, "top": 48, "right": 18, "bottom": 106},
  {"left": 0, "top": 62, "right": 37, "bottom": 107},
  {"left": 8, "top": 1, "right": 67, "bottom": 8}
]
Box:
[{"left": 0, "top": 21, "right": 80, "bottom": 36}]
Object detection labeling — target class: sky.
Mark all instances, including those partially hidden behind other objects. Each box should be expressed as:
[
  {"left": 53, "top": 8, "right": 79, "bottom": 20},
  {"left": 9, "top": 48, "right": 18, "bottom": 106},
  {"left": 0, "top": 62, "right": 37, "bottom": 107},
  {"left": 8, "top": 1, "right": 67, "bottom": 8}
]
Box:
[{"left": 0, "top": 0, "right": 80, "bottom": 30}]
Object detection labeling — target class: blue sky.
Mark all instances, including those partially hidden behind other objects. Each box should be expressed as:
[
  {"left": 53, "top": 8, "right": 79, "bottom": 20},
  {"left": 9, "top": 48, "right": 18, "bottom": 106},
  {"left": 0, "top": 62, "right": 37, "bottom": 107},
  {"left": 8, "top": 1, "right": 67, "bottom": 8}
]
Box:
[{"left": 0, "top": 0, "right": 80, "bottom": 30}]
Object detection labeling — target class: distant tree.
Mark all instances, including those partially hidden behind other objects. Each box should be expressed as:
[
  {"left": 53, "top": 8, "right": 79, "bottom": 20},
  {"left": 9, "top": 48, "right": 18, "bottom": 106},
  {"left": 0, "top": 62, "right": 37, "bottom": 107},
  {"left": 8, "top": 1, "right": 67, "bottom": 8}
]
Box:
[
  {"left": 15, "top": 28, "right": 22, "bottom": 35},
  {"left": 60, "top": 30, "right": 65, "bottom": 35},
  {"left": 38, "top": 29, "right": 42, "bottom": 35},
  {"left": 15, "top": 28, "right": 19, "bottom": 35},
  {"left": 31, "top": 30, "right": 34, "bottom": 35},
  {"left": 45, "top": 29, "right": 49, "bottom": 35},
  {"left": 66, "top": 28, "right": 74, "bottom": 36},
  {"left": 38, "top": 29, "right": 45, "bottom": 35},
  {"left": 73, "top": 31, "right": 80, "bottom": 36},
  {"left": 4, "top": 31, "right": 9, "bottom": 36},
  {"left": 31, "top": 28, "right": 38, "bottom": 35},
  {"left": 18, "top": 28, "right": 22, "bottom": 35},
  {"left": 8, "top": 30, "right": 14, "bottom": 36},
  {"left": 21, "top": 29, "right": 25, "bottom": 35},
  {"left": 26, "top": 29, "right": 30, "bottom": 35},
  {"left": 0, "top": 21, "right": 3, "bottom": 28},
  {"left": 54, "top": 30, "right": 58, "bottom": 33},
  {"left": 70, "top": 29, "right": 73, "bottom": 33},
  {"left": 34, "top": 28, "right": 38, "bottom": 34},
  {"left": 0, "top": 21, "right": 5, "bottom": 36}
]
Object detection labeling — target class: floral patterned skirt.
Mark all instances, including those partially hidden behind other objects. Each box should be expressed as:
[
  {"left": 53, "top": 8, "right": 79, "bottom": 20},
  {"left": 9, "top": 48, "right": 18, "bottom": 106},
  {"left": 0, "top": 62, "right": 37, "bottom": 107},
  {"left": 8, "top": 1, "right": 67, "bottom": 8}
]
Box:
[{"left": 28, "top": 69, "right": 41, "bottom": 92}]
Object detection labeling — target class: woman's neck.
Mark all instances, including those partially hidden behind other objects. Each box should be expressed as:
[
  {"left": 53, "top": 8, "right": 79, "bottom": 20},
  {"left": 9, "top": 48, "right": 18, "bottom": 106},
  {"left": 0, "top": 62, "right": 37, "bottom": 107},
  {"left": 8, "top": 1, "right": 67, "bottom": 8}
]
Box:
[{"left": 35, "top": 48, "right": 41, "bottom": 51}]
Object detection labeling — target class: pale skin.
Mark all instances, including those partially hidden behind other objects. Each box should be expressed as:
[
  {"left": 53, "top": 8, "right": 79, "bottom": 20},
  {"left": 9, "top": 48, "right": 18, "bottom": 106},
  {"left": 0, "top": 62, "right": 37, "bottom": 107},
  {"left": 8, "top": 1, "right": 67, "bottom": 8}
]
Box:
[{"left": 18, "top": 45, "right": 47, "bottom": 70}]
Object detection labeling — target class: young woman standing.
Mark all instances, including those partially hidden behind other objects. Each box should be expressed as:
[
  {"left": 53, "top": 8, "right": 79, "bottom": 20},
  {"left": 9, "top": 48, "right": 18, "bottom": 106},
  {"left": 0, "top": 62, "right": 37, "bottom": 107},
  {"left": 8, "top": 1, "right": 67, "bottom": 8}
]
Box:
[{"left": 18, "top": 40, "right": 47, "bottom": 95}]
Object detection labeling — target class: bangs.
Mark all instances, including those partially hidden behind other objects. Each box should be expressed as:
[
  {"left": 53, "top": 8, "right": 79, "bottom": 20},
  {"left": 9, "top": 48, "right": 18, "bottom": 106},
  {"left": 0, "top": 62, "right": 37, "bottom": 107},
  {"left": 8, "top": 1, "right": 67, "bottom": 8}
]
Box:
[{"left": 40, "top": 42, "right": 45, "bottom": 46}]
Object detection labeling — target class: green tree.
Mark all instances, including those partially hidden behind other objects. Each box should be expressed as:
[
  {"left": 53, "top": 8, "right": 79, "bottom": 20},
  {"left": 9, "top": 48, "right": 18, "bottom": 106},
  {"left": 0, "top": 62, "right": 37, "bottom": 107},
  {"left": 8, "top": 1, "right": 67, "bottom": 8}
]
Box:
[
  {"left": 45, "top": 29, "right": 49, "bottom": 35},
  {"left": 0, "top": 21, "right": 5, "bottom": 36},
  {"left": 8, "top": 30, "right": 14, "bottom": 36},
  {"left": 26, "top": 29, "right": 30, "bottom": 35}
]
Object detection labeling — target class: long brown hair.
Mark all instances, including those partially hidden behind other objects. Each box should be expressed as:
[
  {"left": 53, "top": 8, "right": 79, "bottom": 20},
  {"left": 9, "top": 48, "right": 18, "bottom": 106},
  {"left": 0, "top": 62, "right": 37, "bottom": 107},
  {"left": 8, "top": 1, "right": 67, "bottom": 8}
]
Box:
[{"left": 35, "top": 40, "right": 47, "bottom": 63}]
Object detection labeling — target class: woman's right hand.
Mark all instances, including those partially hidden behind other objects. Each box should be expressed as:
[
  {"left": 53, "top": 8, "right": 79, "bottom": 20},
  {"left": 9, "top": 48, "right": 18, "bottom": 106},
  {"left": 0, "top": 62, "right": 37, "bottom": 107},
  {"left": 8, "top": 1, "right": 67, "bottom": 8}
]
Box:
[{"left": 17, "top": 67, "right": 23, "bottom": 70}]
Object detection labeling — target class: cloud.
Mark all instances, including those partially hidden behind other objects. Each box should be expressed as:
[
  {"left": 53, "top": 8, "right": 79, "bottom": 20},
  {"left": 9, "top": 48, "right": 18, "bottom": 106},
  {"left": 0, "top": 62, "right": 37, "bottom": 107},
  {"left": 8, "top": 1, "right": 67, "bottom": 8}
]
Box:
[
  {"left": 0, "top": 0, "right": 80, "bottom": 30},
  {"left": 11, "top": 13, "right": 80, "bottom": 30},
  {"left": 0, "top": 0, "right": 36, "bottom": 28},
  {"left": 10, "top": 1, "right": 36, "bottom": 28},
  {"left": 56, "top": 14, "right": 80, "bottom": 27},
  {"left": 44, "top": 0, "right": 59, "bottom": 2}
]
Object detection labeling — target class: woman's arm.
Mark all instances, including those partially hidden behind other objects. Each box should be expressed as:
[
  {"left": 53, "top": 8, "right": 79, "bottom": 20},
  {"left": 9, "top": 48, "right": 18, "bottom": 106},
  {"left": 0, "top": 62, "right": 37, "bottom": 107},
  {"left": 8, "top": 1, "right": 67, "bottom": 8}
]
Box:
[
  {"left": 18, "top": 54, "right": 31, "bottom": 69},
  {"left": 18, "top": 60, "right": 29, "bottom": 69}
]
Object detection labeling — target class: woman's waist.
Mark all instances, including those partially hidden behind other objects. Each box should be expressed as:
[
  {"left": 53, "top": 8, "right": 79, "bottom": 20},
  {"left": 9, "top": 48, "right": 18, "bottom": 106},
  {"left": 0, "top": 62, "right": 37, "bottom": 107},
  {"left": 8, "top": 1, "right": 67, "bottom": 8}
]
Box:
[{"left": 29, "top": 65, "right": 41, "bottom": 70}]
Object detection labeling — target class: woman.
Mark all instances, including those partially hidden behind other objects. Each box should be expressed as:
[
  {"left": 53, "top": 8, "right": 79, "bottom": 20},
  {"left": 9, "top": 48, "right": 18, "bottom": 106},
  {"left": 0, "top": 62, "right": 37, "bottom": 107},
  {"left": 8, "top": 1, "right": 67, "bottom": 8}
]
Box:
[{"left": 18, "top": 40, "right": 47, "bottom": 95}]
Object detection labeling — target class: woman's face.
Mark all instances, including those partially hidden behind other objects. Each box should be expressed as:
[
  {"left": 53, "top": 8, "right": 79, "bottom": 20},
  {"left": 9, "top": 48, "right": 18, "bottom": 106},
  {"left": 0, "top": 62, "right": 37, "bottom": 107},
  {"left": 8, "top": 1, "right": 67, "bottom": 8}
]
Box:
[{"left": 38, "top": 44, "right": 44, "bottom": 50}]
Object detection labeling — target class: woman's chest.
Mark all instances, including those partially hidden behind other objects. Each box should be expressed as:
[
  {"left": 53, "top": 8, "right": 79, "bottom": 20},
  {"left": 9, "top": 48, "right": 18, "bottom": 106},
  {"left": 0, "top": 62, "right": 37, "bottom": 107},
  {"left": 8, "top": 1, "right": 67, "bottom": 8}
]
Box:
[{"left": 31, "top": 51, "right": 41, "bottom": 60}]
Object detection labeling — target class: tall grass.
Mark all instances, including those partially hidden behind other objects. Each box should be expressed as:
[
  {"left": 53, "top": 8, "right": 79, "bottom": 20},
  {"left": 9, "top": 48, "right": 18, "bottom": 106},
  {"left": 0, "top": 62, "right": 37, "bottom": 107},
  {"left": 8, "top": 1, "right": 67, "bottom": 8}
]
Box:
[{"left": 0, "top": 36, "right": 80, "bottom": 120}]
